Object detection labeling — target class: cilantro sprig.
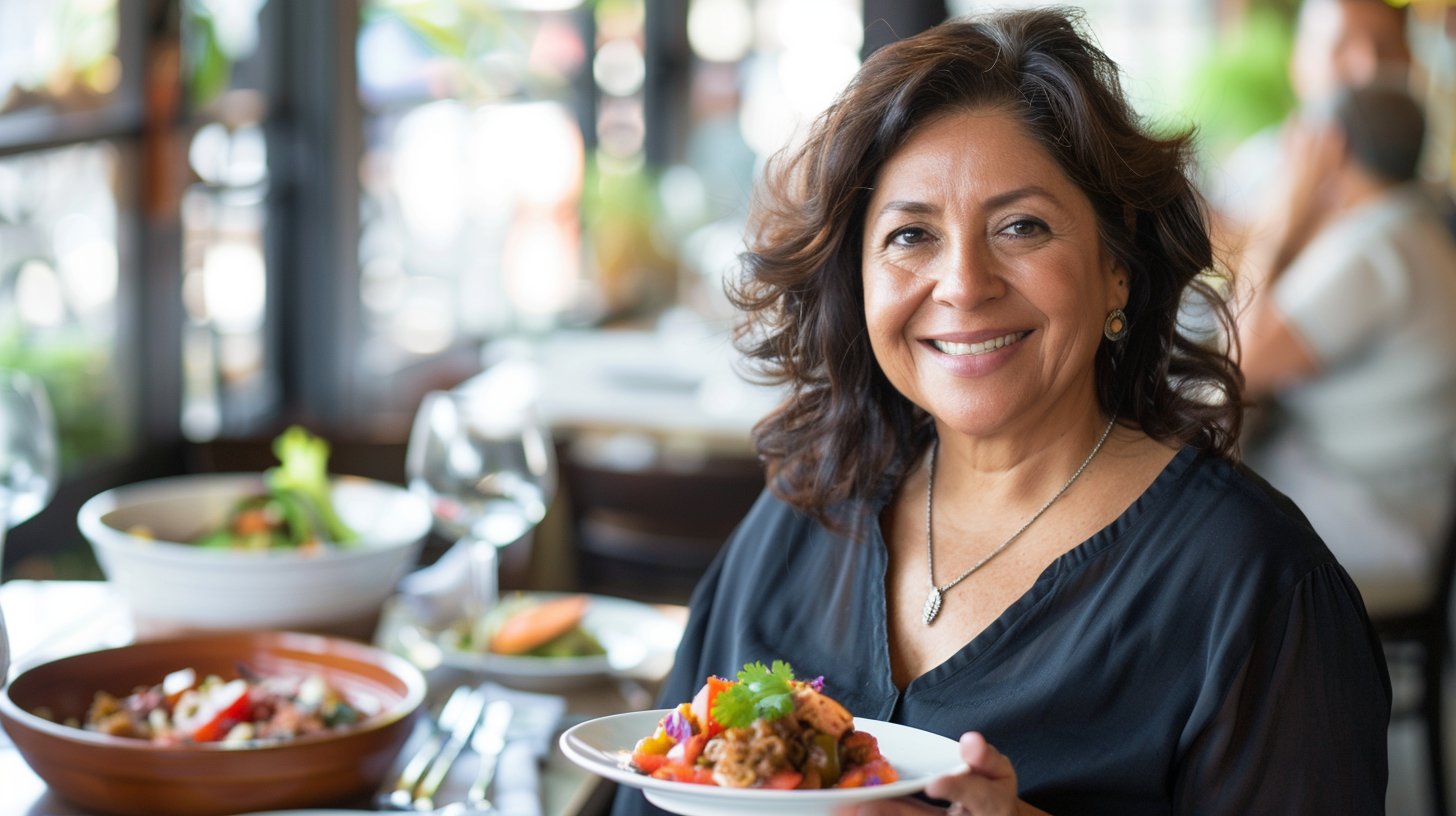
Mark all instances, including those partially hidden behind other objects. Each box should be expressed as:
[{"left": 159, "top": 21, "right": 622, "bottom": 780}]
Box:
[{"left": 711, "top": 660, "right": 798, "bottom": 729}]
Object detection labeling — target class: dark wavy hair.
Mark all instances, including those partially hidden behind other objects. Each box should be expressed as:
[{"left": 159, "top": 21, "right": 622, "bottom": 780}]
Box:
[{"left": 732, "top": 7, "right": 1243, "bottom": 523}]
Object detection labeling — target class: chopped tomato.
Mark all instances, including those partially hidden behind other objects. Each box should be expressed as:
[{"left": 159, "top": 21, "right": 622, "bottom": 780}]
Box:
[
  {"left": 666, "top": 734, "right": 709, "bottom": 767},
  {"left": 761, "top": 770, "right": 803, "bottom": 789},
  {"left": 181, "top": 679, "right": 251, "bottom": 743},
  {"left": 651, "top": 764, "right": 717, "bottom": 785},
  {"left": 834, "top": 758, "right": 899, "bottom": 788},
  {"left": 690, "top": 676, "right": 734, "bottom": 738},
  {"left": 631, "top": 751, "right": 669, "bottom": 773}
]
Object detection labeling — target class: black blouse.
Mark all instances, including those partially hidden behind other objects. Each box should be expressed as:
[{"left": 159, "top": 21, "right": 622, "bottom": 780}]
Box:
[{"left": 611, "top": 446, "right": 1391, "bottom": 815}]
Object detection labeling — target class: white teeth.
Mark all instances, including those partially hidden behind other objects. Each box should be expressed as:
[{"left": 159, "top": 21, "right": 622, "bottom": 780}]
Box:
[{"left": 930, "top": 332, "right": 1027, "bottom": 356}]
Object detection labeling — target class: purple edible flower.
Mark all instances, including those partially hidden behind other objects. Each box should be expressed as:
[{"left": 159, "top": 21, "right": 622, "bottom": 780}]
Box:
[
  {"left": 808, "top": 676, "right": 825, "bottom": 692},
  {"left": 867, "top": 774, "right": 882, "bottom": 786},
  {"left": 663, "top": 710, "right": 693, "bottom": 743}
]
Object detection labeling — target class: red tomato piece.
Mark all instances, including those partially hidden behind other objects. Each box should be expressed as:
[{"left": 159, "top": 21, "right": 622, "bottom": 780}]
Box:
[
  {"left": 761, "top": 770, "right": 804, "bottom": 789},
  {"left": 632, "top": 752, "right": 669, "bottom": 773},
  {"left": 666, "top": 734, "right": 709, "bottom": 767},
  {"left": 187, "top": 680, "right": 251, "bottom": 743},
  {"left": 651, "top": 763, "right": 718, "bottom": 785}
]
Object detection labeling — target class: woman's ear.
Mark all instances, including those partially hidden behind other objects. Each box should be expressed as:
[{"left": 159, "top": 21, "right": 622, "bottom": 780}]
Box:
[{"left": 1106, "top": 260, "right": 1130, "bottom": 312}]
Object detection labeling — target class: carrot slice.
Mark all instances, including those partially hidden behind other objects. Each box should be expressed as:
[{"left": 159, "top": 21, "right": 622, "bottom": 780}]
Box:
[{"left": 488, "top": 595, "right": 590, "bottom": 655}]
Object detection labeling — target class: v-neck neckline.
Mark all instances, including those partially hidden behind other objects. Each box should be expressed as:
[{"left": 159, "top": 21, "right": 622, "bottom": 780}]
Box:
[{"left": 868, "top": 445, "right": 1201, "bottom": 696}]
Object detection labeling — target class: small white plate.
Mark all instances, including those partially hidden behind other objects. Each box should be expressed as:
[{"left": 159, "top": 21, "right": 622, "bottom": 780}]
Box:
[
  {"left": 559, "top": 710, "right": 968, "bottom": 816},
  {"left": 429, "top": 593, "right": 684, "bottom": 688}
]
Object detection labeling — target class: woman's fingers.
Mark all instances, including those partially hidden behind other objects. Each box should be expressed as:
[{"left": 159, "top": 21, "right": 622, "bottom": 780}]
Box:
[
  {"left": 919, "top": 733, "right": 1020, "bottom": 816},
  {"left": 958, "top": 732, "right": 1015, "bottom": 780}
]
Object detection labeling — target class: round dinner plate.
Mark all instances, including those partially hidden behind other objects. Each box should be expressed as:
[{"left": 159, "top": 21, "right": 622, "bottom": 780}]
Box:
[
  {"left": 559, "top": 709, "right": 969, "bottom": 816},
  {"left": 435, "top": 593, "right": 685, "bottom": 684}
]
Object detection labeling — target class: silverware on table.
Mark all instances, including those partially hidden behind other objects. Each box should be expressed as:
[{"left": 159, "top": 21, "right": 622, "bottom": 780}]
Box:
[
  {"left": 467, "top": 700, "right": 515, "bottom": 809},
  {"left": 413, "top": 686, "right": 491, "bottom": 811},
  {"left": 376, "top": 685, "right": 475, "bottom": 811}
]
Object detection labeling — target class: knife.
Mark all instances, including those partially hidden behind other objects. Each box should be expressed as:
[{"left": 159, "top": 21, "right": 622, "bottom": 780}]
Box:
[
  {"left": 377, "top": 685, "right": 473, "bottom": 811},
  {"left": 467, "top": 700, "right": 515, "bottom": 808},
  {"left": 413, "top": 686, "right": 490, "bottom": 811}
]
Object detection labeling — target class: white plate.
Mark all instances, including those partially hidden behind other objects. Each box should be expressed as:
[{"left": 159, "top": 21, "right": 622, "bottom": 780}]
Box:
[
  {"left": 560, "top": 710, "right": 968, "bottom": 816},
  {"left": 431, "top": 593, "right": 684, "bottom": 687}
]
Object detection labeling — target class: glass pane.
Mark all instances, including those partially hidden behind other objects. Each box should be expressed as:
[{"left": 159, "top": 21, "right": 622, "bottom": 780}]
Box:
[
  {"left": 357, "top": 0, "right": 591, "bottom": 402},
  {"left": 0, "top": 142, "right": 130, "bottom": 471},
  {"left": 671, "top": 0, "right": 862, "bottom": 318},
  {"left": 0, "top": 0, "right": 123, "bottom": 119},
  {"left": 178, "top": 0, "right": 276, "bottom": 442}
]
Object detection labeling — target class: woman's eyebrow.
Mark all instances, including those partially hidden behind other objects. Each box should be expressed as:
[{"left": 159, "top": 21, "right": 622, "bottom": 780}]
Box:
[
  {"left": 874, "top": 200, "right": 939, "bottom": 218},
  {"left": 983, "top": 185, "right": 1056, "bottom": 209}
]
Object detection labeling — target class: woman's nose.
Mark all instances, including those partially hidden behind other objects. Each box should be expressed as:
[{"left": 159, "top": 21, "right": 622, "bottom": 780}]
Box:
[{"left": 930, "top": 241, "right": 1005, "bottom": 309}]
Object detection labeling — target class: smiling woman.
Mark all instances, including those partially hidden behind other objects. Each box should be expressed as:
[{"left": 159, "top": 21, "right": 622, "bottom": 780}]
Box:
[{"left": 612, "top": 7, "right": 1391, "bottom": 816}]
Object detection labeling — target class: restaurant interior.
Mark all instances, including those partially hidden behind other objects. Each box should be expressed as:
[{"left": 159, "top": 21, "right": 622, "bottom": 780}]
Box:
[{"left": 1, "top": 0, "right": 1455, "bottom": 814}]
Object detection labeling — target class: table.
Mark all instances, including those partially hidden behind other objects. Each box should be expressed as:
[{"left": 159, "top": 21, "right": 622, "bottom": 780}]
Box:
[{"left": 0, "top": 580, "right": 679, "bottom": 816}]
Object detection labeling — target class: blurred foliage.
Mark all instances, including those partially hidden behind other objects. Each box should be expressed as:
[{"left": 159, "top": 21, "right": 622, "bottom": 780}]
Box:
[
  {"left": 183, "top": 7, "right": 233, "bottom": 109},
  {"left": 1182, "top": 5, "right": 1297, "bottom": 159},
  {"left": 0, "top": 330, "right": 128, "bottom": 473},
  {"left": 584, "top": 158, "right": 676, "bottom": 321}
]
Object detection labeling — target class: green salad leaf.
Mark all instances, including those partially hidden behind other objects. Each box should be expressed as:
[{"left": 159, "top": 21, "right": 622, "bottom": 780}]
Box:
[
  {"left": 266, "top": 425, "right": 357, "bottom": 543},
  {"left": 711, "top": 660, "right": 797, "bottom": 729}
]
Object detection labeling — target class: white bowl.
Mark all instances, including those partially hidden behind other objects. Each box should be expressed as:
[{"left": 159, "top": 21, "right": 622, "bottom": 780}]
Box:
[{"left": 79, "top": 473, "right": 433, "bottom": 634}]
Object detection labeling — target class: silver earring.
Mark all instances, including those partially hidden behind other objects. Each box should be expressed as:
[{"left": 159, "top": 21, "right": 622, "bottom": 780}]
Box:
[{"left": 1104, "top": 309, "right": 1128, "bottom": 341}]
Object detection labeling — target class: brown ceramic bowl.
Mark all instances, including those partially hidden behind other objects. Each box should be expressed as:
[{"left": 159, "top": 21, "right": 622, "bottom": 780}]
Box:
[{"left": 0, "top": 631, "right": 426, "bottom": 816}]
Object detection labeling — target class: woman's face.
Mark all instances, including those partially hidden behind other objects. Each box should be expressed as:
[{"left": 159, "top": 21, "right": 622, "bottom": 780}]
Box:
[{"left": 861, "top": 108, "right": 1126, "bottom": 439}]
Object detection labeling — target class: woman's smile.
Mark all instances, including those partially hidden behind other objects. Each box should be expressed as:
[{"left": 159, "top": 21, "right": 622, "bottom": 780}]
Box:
[{"left": 926, "top": 330, "right": 1031, "bottom": 358}]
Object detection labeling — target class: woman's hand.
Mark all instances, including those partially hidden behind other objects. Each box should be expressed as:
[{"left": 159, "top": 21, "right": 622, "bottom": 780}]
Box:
[{"left": 842, "top": 732, "right": 1050, "bottom": 816}]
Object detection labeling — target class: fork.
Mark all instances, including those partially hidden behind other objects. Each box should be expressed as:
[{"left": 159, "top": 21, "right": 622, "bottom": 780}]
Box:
[
  {"left": 376, "top": 685, "right": 475, "bottom": 811},
  {"left": 413, "top": 686, "right": 491, "bottom": 811}
]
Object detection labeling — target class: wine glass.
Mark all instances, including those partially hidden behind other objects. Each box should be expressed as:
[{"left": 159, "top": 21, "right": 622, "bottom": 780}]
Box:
[
  {"left": 0, "top": 368, "right": 60, "bottom": 681},
  {"left": 406, "top": 381, "right": 555, "bottom": 627}
]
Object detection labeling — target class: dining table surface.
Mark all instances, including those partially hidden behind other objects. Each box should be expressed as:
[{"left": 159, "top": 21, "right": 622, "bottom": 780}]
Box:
[{"left": 0, "top": 579, "right": 684, "bottom": 816}]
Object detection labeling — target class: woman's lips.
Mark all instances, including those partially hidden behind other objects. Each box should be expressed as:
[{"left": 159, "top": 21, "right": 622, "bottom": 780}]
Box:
[{"left": 920, "top": 330, "right": 1031, "bottom": 376}]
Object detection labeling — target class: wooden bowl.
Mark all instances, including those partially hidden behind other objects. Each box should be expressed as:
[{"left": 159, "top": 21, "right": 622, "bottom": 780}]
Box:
[{"left": 0, "top": 631, "right": 426, "bottom": 816}]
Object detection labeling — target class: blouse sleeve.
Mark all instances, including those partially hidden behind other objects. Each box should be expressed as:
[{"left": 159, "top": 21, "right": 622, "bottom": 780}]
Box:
[
  {"left": 608, "top": 548, "right": 728, "bottom": 816},
  {"left": 1172, "top": 563, "right": 1392, "bottom": 814}
]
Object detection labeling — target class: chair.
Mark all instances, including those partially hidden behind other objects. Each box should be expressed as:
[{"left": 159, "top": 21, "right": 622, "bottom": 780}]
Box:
[
  {"left": 558, "top": 434, "right": 764, "bottom": 605},
  {"left": 1372, "top": 487, "right": 1456, "bottom": 816}
]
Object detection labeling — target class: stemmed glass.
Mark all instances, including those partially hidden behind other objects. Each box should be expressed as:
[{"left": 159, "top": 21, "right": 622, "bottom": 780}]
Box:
[
  {"left": 0, "top": 368, "right": 60, "bottom": 682},
  {"left": 406, "top": 379, "right": 555, "bottom": 628}
]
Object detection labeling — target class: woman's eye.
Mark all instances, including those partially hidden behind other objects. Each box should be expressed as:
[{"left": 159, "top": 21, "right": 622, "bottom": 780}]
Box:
[
  {"left": 890, "top": 227, "right": 928, "bottom": 246},
  {"left": 1003, "top": 219, "right": 1046, "bottom": 238}
]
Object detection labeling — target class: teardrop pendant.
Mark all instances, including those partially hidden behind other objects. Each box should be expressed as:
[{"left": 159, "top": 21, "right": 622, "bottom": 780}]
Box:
[{"left": 922, "top": 587, "right": 942, "bottom": 625}]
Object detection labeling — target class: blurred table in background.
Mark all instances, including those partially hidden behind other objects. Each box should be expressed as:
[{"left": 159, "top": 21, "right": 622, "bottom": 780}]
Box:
[
  {"left": 0, "top": 580, "right": 685, "bottom": 816},
  {"left": 506, "top": 329, "right": 775, "bottom": 604}
]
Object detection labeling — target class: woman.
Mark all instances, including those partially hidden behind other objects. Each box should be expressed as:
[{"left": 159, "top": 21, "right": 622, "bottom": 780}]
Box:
[{"left": 614, "top": 9, "right": 1389, "bottom": 816}]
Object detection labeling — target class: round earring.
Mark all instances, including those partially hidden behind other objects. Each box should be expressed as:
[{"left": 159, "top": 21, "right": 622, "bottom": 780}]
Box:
[{"left": 1104, "top": 309, "right": 1129, "bottom": 342}]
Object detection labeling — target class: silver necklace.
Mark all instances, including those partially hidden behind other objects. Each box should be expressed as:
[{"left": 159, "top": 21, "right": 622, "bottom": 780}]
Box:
[{"left": 922, "top": 415, "right": 1117, "bottom": 625}]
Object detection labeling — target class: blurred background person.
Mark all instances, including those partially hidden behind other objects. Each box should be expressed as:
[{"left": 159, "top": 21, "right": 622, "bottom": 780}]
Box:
[
  {"left": 1212, "top": 0, "right": 1411, "bottom": 235},
  {"left": 1238, "top": 84, "right": 1456, "bottom": 616}
]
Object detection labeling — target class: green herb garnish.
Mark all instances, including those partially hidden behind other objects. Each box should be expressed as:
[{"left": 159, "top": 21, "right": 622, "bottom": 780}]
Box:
[{"left": 711, "top": 660, "right": 797, "bottom": 729}]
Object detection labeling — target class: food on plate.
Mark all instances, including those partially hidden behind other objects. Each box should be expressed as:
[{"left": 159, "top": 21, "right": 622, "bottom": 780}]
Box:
[
  {"left": 190, "top": 426, "right": 359, "bottom": 551},
  {"left": 441, "top": 593, "right": 607, "bottom": 658},
  {"left": 628, "top": 661, "right": 899, "bottom": 789},
  {"left": 41, "top": 666, "right": 372, "bottom": 746}
]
